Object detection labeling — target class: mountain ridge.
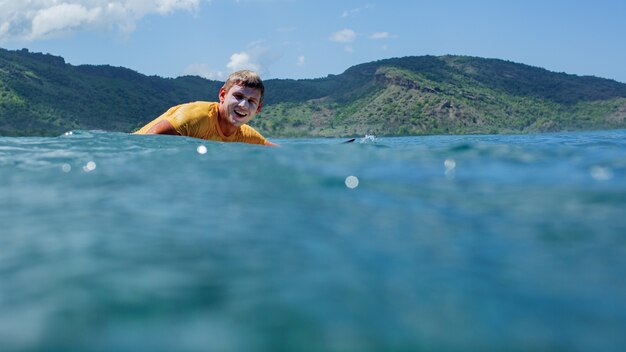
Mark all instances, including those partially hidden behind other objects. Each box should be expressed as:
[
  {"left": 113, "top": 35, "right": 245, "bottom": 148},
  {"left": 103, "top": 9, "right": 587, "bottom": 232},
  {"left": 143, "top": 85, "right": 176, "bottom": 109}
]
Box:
[{"left": 1, "top": 47, "right": 625, "bottom": 137}]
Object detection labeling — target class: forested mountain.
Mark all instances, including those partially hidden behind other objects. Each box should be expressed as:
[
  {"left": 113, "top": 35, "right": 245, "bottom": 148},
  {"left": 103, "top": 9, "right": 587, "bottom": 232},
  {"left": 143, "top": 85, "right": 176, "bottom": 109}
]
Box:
[
  {"left": 0, "top": 48, "right": 222, "bottom": 136},
  {"left": 2, "top": 47, "right": 625, "bottom": 137}
]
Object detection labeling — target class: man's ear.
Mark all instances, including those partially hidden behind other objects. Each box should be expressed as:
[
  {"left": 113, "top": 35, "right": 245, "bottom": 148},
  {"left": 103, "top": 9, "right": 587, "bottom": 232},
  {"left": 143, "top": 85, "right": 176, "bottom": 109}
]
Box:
[
  {"left": 218, "top": 87, "right": 226, "bottom": 103},
  {"left": 256, "top": 102, "right": 263, "bottom": 113}
]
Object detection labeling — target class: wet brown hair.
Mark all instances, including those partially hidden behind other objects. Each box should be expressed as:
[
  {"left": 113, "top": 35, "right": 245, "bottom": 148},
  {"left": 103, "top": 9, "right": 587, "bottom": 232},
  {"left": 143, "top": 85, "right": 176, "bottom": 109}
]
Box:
[{"left": 222, "top": 70, "right": 265, "bottom": 105}]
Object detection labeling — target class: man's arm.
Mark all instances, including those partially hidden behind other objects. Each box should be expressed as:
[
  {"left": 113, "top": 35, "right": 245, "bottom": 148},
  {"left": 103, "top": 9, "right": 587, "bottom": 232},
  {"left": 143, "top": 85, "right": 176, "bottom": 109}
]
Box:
[
  {"left": 147, "top": 118, "right": 277, "bottom": 146},
  {"left": 145, "top": 120, "right": 180, "bottom": 135}
]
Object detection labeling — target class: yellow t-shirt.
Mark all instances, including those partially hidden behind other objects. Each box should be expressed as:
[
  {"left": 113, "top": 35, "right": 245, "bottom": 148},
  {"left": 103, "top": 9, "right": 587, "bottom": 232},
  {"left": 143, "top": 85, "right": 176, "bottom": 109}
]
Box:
[{"left": 134, "top": 101, "right": 268, "bottom": 145}]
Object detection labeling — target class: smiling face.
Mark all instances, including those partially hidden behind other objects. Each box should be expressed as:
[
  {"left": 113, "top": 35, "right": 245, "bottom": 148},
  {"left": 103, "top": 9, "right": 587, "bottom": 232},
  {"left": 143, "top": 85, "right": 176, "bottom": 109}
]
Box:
[{"left": 218, "top": 84, "right": 263, "bottom": 134}]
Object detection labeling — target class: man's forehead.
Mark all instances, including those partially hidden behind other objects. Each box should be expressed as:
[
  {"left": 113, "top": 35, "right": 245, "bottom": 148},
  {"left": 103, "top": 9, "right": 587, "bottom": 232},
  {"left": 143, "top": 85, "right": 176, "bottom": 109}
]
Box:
[{"left": 229, "top": 84, "right": 261, "bottom": 97}]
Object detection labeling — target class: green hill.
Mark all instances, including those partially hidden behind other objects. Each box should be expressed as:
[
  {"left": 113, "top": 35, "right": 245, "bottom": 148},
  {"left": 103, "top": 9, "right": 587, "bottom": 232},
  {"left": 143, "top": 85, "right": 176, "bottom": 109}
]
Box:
[
  {"left": 0, "top": 48, "right": 222, "bottom": 136},
  {"left": 2, "top": 47, "right": 625, "bottom": 137}
]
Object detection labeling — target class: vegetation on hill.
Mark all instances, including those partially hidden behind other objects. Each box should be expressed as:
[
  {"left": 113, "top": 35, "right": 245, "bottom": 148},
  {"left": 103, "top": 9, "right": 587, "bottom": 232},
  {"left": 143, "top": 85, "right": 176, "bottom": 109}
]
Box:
[
  {"left": 0, "top": 48, "right": 221, "bottom": 136},
  {"left": 1, "top": 48, "right": 625, "bottom": 137},
  {"left": 253, "top": 56, "right": 626, "bottom": 137}
]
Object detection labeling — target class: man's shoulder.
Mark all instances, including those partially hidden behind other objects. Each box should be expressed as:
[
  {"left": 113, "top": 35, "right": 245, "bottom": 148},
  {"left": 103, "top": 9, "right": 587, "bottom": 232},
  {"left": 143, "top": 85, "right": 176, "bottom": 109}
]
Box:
[
  {"left": 178, "top": 101, "right": 218, "bottom": 113},
  {"left": 239, "top": 124, "right": 267, "bottom": 144},
  {"left": 171, "top": 101, "right": 218, "bottom": 120},
  {"left": 240, "top": 124, "right": 263, "bottom": 134}
]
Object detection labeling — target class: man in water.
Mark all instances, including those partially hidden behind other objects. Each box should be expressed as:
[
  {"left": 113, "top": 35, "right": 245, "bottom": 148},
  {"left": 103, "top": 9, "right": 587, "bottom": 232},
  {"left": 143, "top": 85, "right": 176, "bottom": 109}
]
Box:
[{"left": 134, "top": 70, "right": 277, "bottom": 146}]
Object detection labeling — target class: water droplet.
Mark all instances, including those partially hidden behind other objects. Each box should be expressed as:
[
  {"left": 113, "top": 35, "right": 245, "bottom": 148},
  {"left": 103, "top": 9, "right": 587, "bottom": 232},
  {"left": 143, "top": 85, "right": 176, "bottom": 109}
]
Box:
[
  {"left": 444, "top": 159, "right": 456, "bottom": 179},
  {"left": 83, "top": 161, "right": 96, "bottom": 172},
  {"left": 197, "top": 145, "right": 208, "bottom": 154},
  {"left": 61, "top": 164, "right": 71, "bottom": 173},
  {"left": 345, "top": 176, "right": 359, "bottom": 189},
  {"left": 444, "top": 158, "right": 456, "bottom": 170},
  {"left": 590, "top": 166, "right": 613, "bottom": 181}
]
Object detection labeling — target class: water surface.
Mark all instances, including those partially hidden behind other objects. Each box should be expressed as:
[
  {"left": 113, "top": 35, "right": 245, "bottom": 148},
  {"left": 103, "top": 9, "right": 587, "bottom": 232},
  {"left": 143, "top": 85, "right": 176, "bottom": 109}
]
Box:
[{"left": 1, "top": 130, "right": 625, "bottom": 351}]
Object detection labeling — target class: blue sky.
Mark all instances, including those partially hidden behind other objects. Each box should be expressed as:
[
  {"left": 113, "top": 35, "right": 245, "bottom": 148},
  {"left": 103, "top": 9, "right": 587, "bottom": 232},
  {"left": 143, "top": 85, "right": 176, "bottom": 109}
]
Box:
[{"left": 1, "top": 0, "right": 625, "bottom": 83}]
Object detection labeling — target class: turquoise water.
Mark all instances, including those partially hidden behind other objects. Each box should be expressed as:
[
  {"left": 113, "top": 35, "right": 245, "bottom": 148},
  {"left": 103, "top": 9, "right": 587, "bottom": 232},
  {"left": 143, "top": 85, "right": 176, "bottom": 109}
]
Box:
[{"left": 1, "top": 130, "right": 625, "bottom": 351}]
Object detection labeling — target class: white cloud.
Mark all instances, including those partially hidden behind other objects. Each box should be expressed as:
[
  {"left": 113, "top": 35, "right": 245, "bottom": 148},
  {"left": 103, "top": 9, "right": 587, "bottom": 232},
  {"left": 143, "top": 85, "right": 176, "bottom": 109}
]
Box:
[
  {"left": 226, "top": 41, "right": 282, "bottom": 76},
  {"left": 184, "top": 64, "right": 225, "bottom": 80},
  {"left": 297, "top": 55, "right": 305, "bottom": 66},
  {"left": 0, "top": 21, "right": 10, "bottom": 38},
  {"left": 182, "top": 41, "right": 283, "bottom": 81},
  {"left": 0, "top": 0, "right": 205, "bottom": 41},
  {"left": 227, "top": 52, "right": 260, "bottom": 72},
  {"left": 341, "top": 5, "right": 372, "bottom": 18},
  {"left": 369, "top": 32, "right": 390, "bottom": 40},
  {"left": 329, "top": 29, "right": 356, "bottom": 43},
  {"left": 30, "top": 3, "right": 101, "bottom": 39},
  {"left": 369, "top": 32, "right": 397, "bottom": 40}
]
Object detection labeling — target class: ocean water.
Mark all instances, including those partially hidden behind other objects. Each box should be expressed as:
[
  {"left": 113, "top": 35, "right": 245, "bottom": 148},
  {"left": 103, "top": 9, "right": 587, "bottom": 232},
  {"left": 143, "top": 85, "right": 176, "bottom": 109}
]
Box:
[{"left": 1, "top": 130, "right": 625, "bottom": 351}]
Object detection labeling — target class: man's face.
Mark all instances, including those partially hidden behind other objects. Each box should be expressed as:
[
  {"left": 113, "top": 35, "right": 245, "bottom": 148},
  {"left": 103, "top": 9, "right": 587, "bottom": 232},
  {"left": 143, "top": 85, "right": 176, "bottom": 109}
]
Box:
[{"left": 219, "top": 84, "right": 262, "bottom": 127}]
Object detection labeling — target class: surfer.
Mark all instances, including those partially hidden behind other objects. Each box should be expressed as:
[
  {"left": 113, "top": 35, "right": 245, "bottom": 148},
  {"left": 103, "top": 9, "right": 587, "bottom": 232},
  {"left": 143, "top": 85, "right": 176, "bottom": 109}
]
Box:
[{"left": 134, "top": 70, "right": 277, "bottom": 146}]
